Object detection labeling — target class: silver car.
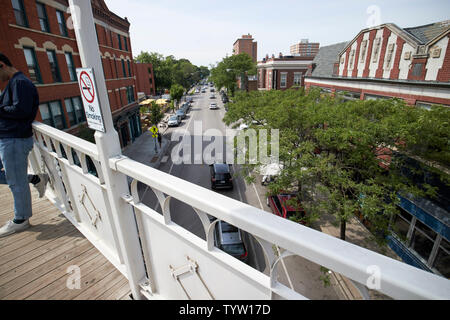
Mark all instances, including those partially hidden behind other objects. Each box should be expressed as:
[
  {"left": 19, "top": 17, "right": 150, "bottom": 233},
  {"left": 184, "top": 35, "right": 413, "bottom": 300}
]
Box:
[{"left": 167, "top": 115, "right": 181, "bottom": 127}]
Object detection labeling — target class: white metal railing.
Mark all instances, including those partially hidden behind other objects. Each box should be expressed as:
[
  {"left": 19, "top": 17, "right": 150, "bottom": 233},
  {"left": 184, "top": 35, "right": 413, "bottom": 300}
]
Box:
[{"left": 29, "top": 121, "right": 450, "bottom": 300}]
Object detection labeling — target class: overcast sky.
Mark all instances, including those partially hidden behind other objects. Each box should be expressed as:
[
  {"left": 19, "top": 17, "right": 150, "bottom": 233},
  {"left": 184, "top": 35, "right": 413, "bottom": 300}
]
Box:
[{"left": 104, "top": 0, "right": 450, "bottom": 67}]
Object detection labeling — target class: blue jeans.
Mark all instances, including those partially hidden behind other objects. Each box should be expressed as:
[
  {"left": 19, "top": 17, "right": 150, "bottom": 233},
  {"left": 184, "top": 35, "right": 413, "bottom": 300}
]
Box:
[{"left": 0, "top": 137, "right": 35, "bottom": 220}]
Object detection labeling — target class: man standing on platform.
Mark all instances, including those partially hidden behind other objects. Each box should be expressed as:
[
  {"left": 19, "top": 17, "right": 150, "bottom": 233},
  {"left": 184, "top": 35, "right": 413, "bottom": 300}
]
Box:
[{"left": 0, "top": 53, "right": 48, "bottom": 237}]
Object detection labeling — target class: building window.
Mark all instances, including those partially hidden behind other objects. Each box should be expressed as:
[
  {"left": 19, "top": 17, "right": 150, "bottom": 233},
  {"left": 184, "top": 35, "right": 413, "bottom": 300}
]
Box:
[
  {"left": 23, "top": 47, "right": 42, "bottom": 84},
  {"left": 336, "top": 90, "right": 361, "bottom": 101},
  {"left": 293, "top": 73, "right": 302, "bottom": 86},
  {"left": 433, "top": 238, "right": 449, "bottom": 278},
  {"left": 349, "top": 50, "right": 355, "bottom": 69},
  {"left": 391, "top": 208, "right": 413, "bottom": 242},
  {"left": 46, "top": 50, "right": 62, "bottom": 82},
  {"left": 64, "top": 96, "right": 85, "bottom": 126},
  {"left": 124, "top": 37, "right": 128, "bottom": 51},
  {"left": 412, "top": 63, "right": 423, "bottom": 77},
  {"left": 36, "top": 2, "right": 50, "bottom": 33},
  {"left": 118, "top": 34, "right": 122, "bottom": 50},
  {"left": 56, "top": 10, "right": 68, "bottom": 37},
  {"left": 360, "top": 40, "right": 368, "bottom": 63},
  {"left": 11, "top": 0, "right": 28, "bottom": 27},
  {"left": 121, "top": 59, "right": 126, "bottom": 77},
  {"left": 64, "top": 52, "right": 76, "bottom": 81},
  {"left": 385, "top": 43, "right": 395, "bottom": 70},
  {"left": 280, "top": 73, "right": 287, "bottom": 88},
  {"left": 126, "top": 86, "right": 135, "bottom": 104},
  {"left": 127, "top": 60, "right": 132, "bottom": 77},
  {"left": 39, "top": 101, "right": 66, "bottom": 129},
  {"left": 372, "top": 38, "right": 381, "bottom": 63},
  {"left": 364, "top": 94, "right": 391, "bottom": 100},
  {"left": 410, "top": 219, "right": 437, "bottom": 262}
]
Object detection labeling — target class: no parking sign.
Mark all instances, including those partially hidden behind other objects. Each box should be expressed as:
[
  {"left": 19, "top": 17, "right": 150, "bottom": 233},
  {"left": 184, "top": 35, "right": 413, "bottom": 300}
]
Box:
[{"left": 76, "top": 68, "right": 106, "bottom": 132}]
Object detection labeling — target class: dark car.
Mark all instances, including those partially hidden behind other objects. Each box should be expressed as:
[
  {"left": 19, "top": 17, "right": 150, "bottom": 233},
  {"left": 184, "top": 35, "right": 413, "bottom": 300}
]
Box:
[
  {"left": 180, "top": 103, "right": 190, "bottom": 113},
  {"left": 210, "top": 163, "right": 233, "bottom": 189},
  {"left": 213, "top": 220, "right": 248, "bottom": 262}
]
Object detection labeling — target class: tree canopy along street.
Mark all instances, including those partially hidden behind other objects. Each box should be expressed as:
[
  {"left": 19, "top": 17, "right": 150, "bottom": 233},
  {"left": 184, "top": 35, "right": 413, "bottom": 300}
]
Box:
[
  {"left": 224, "top": 87, "right": 450, "bottom": 241},
  {"left": 210, "top": 53, "right": 256, "bottom": 97},
  {"left": 135, "top": 51, "right": 210, "bottom": 94}
]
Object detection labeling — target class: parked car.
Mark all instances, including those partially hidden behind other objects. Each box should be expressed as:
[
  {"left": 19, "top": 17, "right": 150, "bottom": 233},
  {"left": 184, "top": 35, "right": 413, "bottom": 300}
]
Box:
[
  {"left": 167, "top": 115, "right": 181, "bottom": 127},
  {"left": 201, "top": 89, "right": 206, "bottom": 93},
  {"left": 210, "top": 163, "right": 233, "bottom": 189},
  {"left": 267, "top": 194, "right": 307, "bottom": 224},
  {"left": 180, "top": 103, "right": 190, "bottom": 113},
  {"left": 176, "top": 109, "right": 186, "bottom": 119},
  {"left": 213, "top": 220, "right": 248, "bottom": 262},
  {"left": 210, "top": 88, "right": 215, "bottom": 92},
  {"left": 209, "top": 103, "right": 218, "bottom": 110}
]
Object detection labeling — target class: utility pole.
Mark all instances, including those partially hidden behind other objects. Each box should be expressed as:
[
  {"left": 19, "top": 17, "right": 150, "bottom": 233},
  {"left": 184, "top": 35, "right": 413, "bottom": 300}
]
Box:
[{"left": 68, "top": 0, "right": 146, "bottom": 300}]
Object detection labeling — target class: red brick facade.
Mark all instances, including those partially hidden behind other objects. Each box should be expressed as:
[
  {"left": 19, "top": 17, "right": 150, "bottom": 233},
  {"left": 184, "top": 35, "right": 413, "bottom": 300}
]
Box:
[
  {"left": 307, "top": 22, "right": 450, "bottom": 108},
  {"left": 437, "top": 35, "right": 450, "bottom": 82},
  {"left": 0, "top": 0, "right": 142, "bottom": 148},
  {"left": 135, "top": 63, "right": 156, "bottom": 97},
  {"left": 233, "top": 34, "right": 257, "bottom": 62},
  {"left": 257, "top": 56, "right": 313, "bottom": 90},
  {"left": 389, "top": 37, "right": 406, "bottom": 80}
]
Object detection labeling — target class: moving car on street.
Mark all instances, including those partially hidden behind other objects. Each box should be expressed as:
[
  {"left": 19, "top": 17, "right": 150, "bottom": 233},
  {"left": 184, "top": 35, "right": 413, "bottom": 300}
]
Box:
[
  {"left": 213, "top": 220, "right": 248, "bottom": 263},
  {"left": 210, "top": 163, "right": 233, "bottom": 189},
  {"left": 209, "top": 103, "right": 218, "bottom": 110}
]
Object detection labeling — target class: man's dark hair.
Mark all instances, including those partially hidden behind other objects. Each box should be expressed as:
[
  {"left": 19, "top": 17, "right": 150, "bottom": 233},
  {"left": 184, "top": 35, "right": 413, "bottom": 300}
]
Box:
[{"left": 0, "top": 53, "right": 13, "bottom": 67}]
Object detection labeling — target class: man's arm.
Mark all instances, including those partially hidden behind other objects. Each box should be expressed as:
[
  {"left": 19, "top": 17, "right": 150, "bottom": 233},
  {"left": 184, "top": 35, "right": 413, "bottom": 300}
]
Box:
[{"left": 0, "top": 79, "right": 36, "bottom": 120}]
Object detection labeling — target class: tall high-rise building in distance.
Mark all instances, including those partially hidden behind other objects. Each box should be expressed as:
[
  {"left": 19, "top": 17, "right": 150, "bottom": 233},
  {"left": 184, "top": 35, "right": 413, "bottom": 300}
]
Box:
[
  {"left": 233, "top": 34, "right": 257, "bottom": 62},
  {"left": 290, "top": 39, "right": 320, "bottom": 57}
]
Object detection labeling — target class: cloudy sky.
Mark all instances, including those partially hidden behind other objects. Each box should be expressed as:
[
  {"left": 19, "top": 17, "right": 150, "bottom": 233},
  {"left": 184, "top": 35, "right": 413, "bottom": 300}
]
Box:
[{"left": 104, "top": 0, "right": 450, "bottom": 67}]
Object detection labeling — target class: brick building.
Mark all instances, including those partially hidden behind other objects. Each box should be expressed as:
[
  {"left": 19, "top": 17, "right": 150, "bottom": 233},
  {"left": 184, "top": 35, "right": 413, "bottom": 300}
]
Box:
[
  {"left": 233, "top": 33, "right": 257, "bottom": 62},
  {"left": 305, "top": 20, "right": 450, "bottom": 107},
  {"left": 290, "top": 39, "right": 320, "bottom": 58},
  {"left": 134, "top": 62, "right": 156, "bottom": 99},
  {"left": 304, "top": 21, "right": 450, "bottom": 278},
  {"left": 257, "top": 53, "right": 314, "bottom": 90},
  {"left": 232, "top": 34, "right": 258, "bottom": 92},
  {"left": 0, "top": 0, "right": 142, "bottom": 148}
]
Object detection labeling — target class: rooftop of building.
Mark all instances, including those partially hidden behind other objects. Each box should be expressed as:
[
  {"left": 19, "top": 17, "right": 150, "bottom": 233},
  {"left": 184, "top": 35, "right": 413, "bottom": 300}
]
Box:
[
  {"left": 259, "top": 54, "right": 315, "bottom": 64},
  {"left": 309, "top": 41, "right": 349, "bottom": 77},
  {"left": 404, "top": 20, "right": 450, "bottom": 44}
]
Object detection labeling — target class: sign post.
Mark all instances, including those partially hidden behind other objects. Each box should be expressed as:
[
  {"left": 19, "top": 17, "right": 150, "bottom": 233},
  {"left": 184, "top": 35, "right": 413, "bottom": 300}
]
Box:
[
  {"left": 69, "top": 0, "right": 146, "bottom": 300},
  {"left": 76, "top": 68, "right": 105, "bottom": 132}
]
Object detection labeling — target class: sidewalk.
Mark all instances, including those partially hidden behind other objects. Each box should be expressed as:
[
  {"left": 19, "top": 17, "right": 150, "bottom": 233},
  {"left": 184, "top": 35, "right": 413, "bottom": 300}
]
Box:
[
  {"left": 312, "top": 212, "right": 401, "bottom": 300},
  {"left": 123, "top": 106, "right": 176, "bottom": 167}
]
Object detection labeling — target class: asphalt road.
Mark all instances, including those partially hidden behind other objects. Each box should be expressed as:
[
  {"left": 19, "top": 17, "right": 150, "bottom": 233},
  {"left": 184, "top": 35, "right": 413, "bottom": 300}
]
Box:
[
  {"left": 137, "top": 87, "right": 270, "bottom": 272},
  {"left": 135, "top": 86, "right": 341, "bottom": 299}
]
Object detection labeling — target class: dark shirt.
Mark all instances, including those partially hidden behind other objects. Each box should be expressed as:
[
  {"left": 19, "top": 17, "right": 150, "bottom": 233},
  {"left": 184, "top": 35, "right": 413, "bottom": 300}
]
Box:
[{"left": 0, "top": 72, "right": 39, "bottom": 138}]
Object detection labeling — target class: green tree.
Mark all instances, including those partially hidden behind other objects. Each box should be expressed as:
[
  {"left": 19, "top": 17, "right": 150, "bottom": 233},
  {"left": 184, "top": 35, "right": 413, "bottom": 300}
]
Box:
[
  {"left": 135, "top": 52, "right": 206, "bottom": 94},
  {"left": 149, "top": 101, "right": 163, "bottom": 125},
  {"left": 210, "top": 53, "right": 256, "bottom": 96},
  {"left": 224, "top": 88, "right": 449, "bottom": 241},
  {"left": 170, "top": 84, "right": 185, "bottom": 110}
]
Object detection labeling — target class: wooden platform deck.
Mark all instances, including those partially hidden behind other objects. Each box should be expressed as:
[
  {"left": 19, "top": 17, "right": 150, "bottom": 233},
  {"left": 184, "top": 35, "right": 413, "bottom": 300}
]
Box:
[{"left": 0, "top": 184, "right": 131, "bottom": 300}]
